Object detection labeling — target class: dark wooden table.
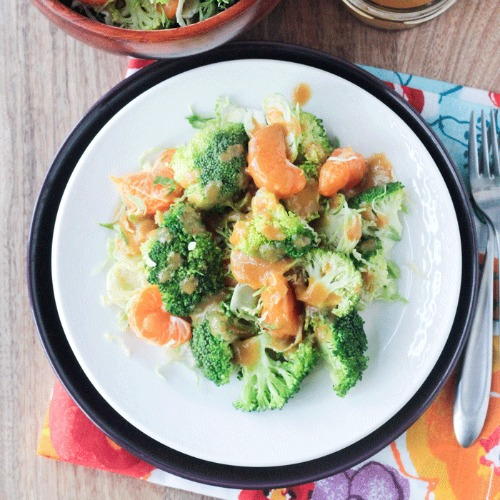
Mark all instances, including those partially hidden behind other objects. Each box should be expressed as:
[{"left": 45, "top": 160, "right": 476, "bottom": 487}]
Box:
[{"left": 1, "top": 0, "right": 498, "bottom": 498}]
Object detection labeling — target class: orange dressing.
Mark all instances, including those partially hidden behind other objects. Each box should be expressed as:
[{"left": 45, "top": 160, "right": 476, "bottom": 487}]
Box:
[
  {"left": 362, "top": 271, "right": 376, "bottom": 292},
  {"left": 346, "top": 153, "right": 394, "bottom": 197},
  {"left": 220, "top": 144, "right": 245, "bottom": 162},
  {"left": 248, "top": 190, "right": 286, "bottom": 241},
  {"left": 251, "top": 188, "right": 273, "bottom": 214},
  {"left": 376, "top": 214, "right": 389, "bottom": 228},
  {"left": 229, "top": 220, "right": 249, "bottom": 246},
  {"left": 247, "top": 124, "right": 306, "bottom": 199},
  {"left": 292, "top": 83, "right": 312, "bottom": 106},
  {"left": 296, "top": 281, "right": 341, "bottom": 309},
  {"left": 364, "top": 153, "right": 394, "bottom": 188},
  {"left": 261, "top": 224, "right": 285, "bottom": 241},
  {"left": 284, "top": 180, "right": 320, "bottom": 220},
  {"left": 233, "top": 337, "right": 261, "bottom": 367},
  {"left": 347, "top": 217, "right": 362, "bottom": 242}
]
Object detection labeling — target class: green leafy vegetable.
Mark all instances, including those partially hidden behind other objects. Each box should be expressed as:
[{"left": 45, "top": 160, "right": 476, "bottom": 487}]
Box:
[
  {"left": 153, "top": 176, "right": 177, "bottom": 193},
  {"left": 186, "top": 113, "right": 214, "bottom": 129}
]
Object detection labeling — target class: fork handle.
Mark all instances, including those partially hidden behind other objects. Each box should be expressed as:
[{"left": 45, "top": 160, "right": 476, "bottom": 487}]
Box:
[{"left": 453, "top": 222, "right": 494, "bottom": 447}]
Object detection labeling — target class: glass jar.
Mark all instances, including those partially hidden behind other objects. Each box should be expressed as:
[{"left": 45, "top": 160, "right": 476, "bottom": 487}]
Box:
[{"left": 341, "top": 0, "right": 458, "bottom": 30}]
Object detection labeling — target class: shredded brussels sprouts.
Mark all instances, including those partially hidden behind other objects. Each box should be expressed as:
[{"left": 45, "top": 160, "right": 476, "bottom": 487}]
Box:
[{"left": 71, "top": 0, "right": 238, "bottom": 30}]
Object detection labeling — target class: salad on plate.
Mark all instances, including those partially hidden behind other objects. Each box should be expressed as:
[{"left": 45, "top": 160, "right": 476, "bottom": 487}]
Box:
[{"left": 101, "top": 91, "right": 407, "bottom": 411}]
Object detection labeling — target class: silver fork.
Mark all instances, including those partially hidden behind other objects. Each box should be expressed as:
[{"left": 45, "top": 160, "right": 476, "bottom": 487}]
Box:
[{"left": 454, "top": 110, "right": 499, "bottom": 447}]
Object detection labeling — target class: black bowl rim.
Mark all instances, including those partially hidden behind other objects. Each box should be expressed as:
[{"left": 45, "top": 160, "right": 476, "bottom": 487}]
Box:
[{"left": 28, "top": 41, "right": 477, "bottom": 489}]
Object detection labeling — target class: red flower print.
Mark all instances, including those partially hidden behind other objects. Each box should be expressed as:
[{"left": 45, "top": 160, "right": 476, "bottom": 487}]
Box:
[
  {"left": 489, "top": 91, "right": 500, "bottom": 107},
  {"left": 382, "top": 81, "right": 425, "bottom": 114},
  {"left": 401, "top": 87, "right": 425, "bottom": 114},
  {"left": 239, "top": 482, "right": 315, "bottom": 500},
  {"left": 479, "top": 426, "right": 500, "bottom": 475},
  {"left": 49, "top": 382, "right": 155, "bottom": 479}
]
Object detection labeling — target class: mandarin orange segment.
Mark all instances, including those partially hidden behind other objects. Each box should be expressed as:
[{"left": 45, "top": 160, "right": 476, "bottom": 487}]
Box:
[
  {"left": 161, "top": 0, "right": 179, "bottom": 19},
  {"left": 318, "top": 147, "right": 367, "bottom": 197},
  {"left": 128, "top": 286, "right": 191, "bottom": 347},
  {"left": 261, "top": 273, "right": 301, "bottom": 338},
  {"left": 153, "top": 148, "right": 176, "bottom": 172},
  {"left": 111, "top": 151, "right": 182, "bottom": 215},
  {"left": 229, "top": 250, "right": 291, "bottom": 290},
  {"left": 229, "top": 251, "right": 300, "bottom": 339},
  {"left": 247, "top": 124, "right": 306, "bottom": 199}
]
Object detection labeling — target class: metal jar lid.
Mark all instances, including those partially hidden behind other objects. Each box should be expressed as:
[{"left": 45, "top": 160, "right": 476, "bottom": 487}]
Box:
[{"left": 341, "top": 0, "right": 458, "bottom": 30}]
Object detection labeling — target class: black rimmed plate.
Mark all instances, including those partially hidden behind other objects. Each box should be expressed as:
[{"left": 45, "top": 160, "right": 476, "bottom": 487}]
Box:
[{"left": 29, "top": 42, "right": 477, "bottom": 488}]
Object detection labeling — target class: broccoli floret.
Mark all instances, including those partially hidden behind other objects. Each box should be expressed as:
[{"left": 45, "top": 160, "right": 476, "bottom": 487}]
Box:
[
  {"left": 355, "top": 236, "right": 383, "bottom": 260},
  {"left": 298, "top": 161, "right": 321, "bottom": 180},
  {"left": 190, "top": 298, "right": 237, "bottom": 386},
  {"left": 299, "top": 249, "right": 362, "bottom": 317},
  {"left": 349, "top": 182, "right": 406, "bottom": 250},
  {"left": 143, "top": 201, "right": 223, "bottom": 316},
  {"left": 171, "top": 121, "right": 249, "bottom": 209},
  {"left": 298, "top": 111, "right": 334, "bottom": 165},
  {"left": 233, "top": 189, "right": 318, "bottom": 261},
  {"left": 234, "top": 335, "right": 319, "bottom": 411},
  {"left": 361, "top": 251, "right": 400, "bottom": 304},
  {"left": 355, "top": 240, "right": 401, "bottom": 304},
  {"left": 318, "top": 194, "right": 363, "bottom": 254},
  {"left": 310, "top": 311, "right": 368, "bottom": 396},
  {"left": 191, "top": 320, "right": 233, "bottom": 385},
  {"left": 349, "top": 181, "right": 405, "bottom": 208}
]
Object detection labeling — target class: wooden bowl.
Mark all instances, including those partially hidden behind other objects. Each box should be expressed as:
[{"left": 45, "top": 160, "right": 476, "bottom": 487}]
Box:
[{"left": 33, "top": 0, "right": 282, "bottom": 58}]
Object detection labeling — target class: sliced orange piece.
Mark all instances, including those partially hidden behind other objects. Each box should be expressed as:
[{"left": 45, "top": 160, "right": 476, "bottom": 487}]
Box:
[
  {"left": 318, "top": 147, "right": 367, "bottom": 197},
  {"left": 111, "top": 150, "right": 182, "bottom": 216},
  {"left": 159, "top": 0, "right": 179, "bottom": 19},
  {"left": 229, "top": 250, "right": 291, "bottom": 290},
  {"left": 261, "top": 273, "right": 301, "bottom": 338},
  {"left": 247, "top": 124, "right": 306, "bottom": 199},
  {"left": 153, "top": 148, "right": 176, "bottom": 171},
  {"left": 128, "top": 285, "right": 191, "bottom": 346},
  {"left": 229, "top": 251, "right": 300, "bottom": 338}
]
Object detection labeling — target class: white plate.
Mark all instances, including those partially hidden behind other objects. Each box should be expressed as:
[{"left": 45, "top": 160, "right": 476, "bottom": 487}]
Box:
[{"left": 52, "top": 59, "right": 461, "bottom": 467}]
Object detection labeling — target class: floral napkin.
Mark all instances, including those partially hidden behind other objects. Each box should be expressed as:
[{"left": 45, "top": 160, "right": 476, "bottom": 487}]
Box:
[{"left": 37, "top": 59, "right": 500, "bottom": 500}]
